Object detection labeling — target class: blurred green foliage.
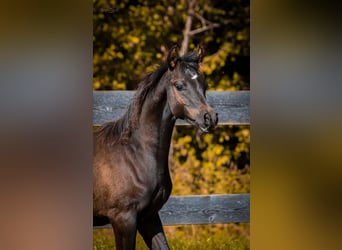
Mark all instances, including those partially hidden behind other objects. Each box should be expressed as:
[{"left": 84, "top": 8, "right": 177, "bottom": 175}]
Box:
[{"left": 93, "top": 0, "right": 249, "bottom": 248}]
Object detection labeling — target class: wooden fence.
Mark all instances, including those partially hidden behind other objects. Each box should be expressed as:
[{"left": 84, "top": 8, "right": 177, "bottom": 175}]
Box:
[{"left": 93, "top": 91, "right": 250, "bottom": 228}]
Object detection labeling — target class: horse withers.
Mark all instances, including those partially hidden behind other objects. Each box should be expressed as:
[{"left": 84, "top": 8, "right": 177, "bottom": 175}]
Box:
[{"left": 93, "top": 45, "right": 218, "bottom": 249}]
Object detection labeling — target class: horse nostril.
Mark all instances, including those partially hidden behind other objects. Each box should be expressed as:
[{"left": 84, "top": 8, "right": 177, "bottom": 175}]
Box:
[
  {"left": 204, "top": 112, "right": 218, "bottom": 130},
  {"left": 204, "top": 112, "right": 211, "bottom": 127}
]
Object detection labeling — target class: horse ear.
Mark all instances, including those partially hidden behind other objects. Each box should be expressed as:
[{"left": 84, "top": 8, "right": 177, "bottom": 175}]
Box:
[
  {"left": 167, "top": 45, "right": 179, "bottom": 70},
  {"left": 196, "top": 45, "right": 205, "bottom": 63}
]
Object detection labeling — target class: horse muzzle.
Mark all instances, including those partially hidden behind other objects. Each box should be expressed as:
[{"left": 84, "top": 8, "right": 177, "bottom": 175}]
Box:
[
  {"left": 186, "top": 110, "right": 218, "bottom": 133},
  {"left": 202, "top": 111, "right": 218, "bottom": 132}
]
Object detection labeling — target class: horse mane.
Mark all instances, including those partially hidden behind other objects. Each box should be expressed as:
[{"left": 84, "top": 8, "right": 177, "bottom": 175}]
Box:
[{"left": 95, "top": 52, "right": 200, "bottom": 145}]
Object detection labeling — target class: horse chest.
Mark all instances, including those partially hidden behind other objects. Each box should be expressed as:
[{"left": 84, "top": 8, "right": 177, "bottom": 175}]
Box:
[
  {"left": 138, "top": 167, "right": 172, "bottom": 217},
  {"left": 143, "top": 167, "right": 171, "bottom": 201},
  {"left": 138, "top": 185, "right": 171, "bottom": 223}
]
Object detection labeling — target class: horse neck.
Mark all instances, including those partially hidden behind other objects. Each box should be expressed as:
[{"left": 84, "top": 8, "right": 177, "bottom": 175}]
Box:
[{"left": 134, "top": 74, "right": 175, "bottom": 158}]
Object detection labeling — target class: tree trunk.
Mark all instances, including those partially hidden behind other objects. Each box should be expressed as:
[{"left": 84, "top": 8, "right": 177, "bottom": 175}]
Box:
[{"left": 180, "top": 0, "right": 195, "bottom": 56}]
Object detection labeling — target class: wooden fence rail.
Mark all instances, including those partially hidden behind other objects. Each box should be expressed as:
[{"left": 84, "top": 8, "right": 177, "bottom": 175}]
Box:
[
  {"left": 93, "top": 91, "right": 250, "bottom": 228},
  {"left": 93, "top": 91, "right": 250, "bottom": 126}
]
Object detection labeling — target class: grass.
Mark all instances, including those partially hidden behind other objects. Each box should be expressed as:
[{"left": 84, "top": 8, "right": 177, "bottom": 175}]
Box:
[{"left": 93, "top": 224, "right": 249, "bottom": 250}]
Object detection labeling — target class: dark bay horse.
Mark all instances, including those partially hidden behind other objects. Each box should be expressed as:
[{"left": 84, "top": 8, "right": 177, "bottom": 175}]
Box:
[{"left": 93, "top": 45, "right": 218, "bottom": 249}]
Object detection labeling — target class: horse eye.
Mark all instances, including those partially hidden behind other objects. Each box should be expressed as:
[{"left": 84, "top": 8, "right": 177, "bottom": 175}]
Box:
[{"left": 175, "top": 83, "right": 184, "bottom": 91}]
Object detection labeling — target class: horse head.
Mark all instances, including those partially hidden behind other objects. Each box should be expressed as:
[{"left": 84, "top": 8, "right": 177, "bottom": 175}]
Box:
[{"left": 166, "top": 45, "right": 218, "bottom": 132}]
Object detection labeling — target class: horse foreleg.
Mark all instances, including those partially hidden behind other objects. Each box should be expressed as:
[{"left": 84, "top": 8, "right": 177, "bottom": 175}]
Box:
[
  {"left": 138, "top": 213, "right": 170, "bottom": 250},
  {"left": 108, "top": 210, "right": 137, "bottom": 250}
]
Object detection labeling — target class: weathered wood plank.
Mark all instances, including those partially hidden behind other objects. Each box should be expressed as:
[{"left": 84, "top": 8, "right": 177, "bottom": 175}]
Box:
[
  {"left": 93, "top": 91, "right": 250, "bottom": 126},
  {"left": 159, "top": 194, "right": 250, "bottom": 225},
  {"left": 93, "top": 194, "right": 250, "bottom": 228}
]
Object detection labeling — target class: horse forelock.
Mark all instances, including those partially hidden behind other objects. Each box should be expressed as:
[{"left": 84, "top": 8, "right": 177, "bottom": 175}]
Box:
[{"left": 180, "top": 52, "right": 200, "bottom": 69}]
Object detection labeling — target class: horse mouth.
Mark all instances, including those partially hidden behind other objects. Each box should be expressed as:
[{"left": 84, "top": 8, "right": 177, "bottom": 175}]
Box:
[{"left": 185, "top": 118, "right": 210, "bottom": 133}]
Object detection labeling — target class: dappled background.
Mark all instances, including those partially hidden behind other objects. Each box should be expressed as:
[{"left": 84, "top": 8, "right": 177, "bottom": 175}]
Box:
[{"left": 93, "top": 0, "right": 250, "bottom": 248}]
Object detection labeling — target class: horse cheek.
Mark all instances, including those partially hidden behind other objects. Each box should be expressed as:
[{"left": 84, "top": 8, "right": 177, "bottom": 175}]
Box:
[{"left": 168, "top": 92, "right": 185, "bottom": 119}]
